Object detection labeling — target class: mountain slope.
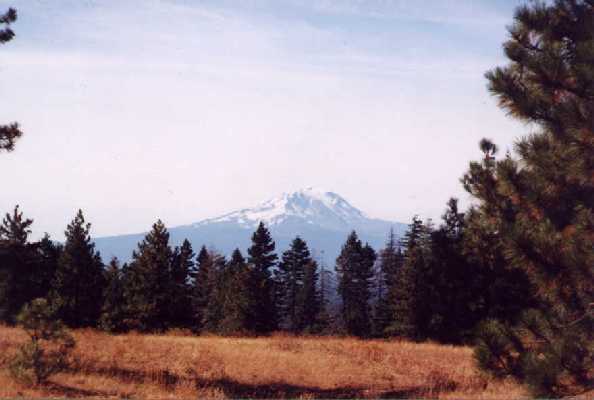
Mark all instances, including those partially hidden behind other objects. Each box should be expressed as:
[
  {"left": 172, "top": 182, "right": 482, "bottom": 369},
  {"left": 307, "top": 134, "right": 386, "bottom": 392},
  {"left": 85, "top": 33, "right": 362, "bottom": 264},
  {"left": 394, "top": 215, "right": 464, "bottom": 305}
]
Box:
[{"left": 94, "top": 188, "right": 407, "bottom": 265}]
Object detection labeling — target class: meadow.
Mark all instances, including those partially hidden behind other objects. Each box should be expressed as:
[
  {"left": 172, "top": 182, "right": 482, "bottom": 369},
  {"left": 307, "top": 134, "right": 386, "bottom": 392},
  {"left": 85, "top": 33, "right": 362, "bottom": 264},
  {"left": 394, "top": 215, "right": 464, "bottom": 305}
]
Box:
[{"left": 0, "top": 325, "right": 527, "bottom": 399}]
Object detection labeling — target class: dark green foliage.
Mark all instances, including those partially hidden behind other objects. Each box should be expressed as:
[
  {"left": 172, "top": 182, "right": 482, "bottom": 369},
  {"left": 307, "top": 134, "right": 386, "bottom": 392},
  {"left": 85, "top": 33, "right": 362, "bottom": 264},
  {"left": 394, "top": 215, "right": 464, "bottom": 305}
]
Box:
[
  {"left": 462, "top": 208, "right": 536, "bottom": 324},
  {"left": 385, "top": 216, "right": 431, "bottom": 339},
  {"left": 99, "top": 258, "right": 127, "bottom": 333},
  {"left": 122, "top": 220, "right": 173, "bottom": 332},
  {"left": 170, "top": 239, "right": 195, "bottom": 328},
  {"left": 192, "top": 247, "right": 254, "bottom": 335},
  {"left": 191, "top": 245, "right": 216, "bottom": 331},
  {"left": 247, "top": 222, "right": 278, "bottom": 334},
  {"left": 9, "top": 298, "right": 75, "bottom": 385},
  {"left": 421, "top": 200, "right": 478, "bottom": 343},
  {"left": 335, "top": 231, "right": 375, "bottom": 337},
  {"left": 474, "top": 319, "right": 523, "bottom": 378},
  {"left": 0, "top": 8, "right": 22, "bottom": 152},
  {"left": 217, "top": 249, "right": 253, "bottom": 335},
  {"left": 299, "top": 258, "right": 322, "bottom": 333},
  {"left": 0, "top": 206, "right": 36, "bottom": 323},
  {"left": 277, "top": 237, "right": 322, "bottom": 333},
  {"left": 0, "top": 122, "right": 22, "bottom": 152},
  {"left": 417, "top": 199, "right": 512, "bottom": 343},
  {"left": 465, "top": 1, "right": 594, "bottom": 395},
  {"left": 34, "top": 235, "right": 62, "bottom": 301},
  {"left": 475, "top": 310, "right": 592, "bottom": 397},
  {"left": 372, "top": 229, "right": 402, "bottom": 337},
  {"left": 387, "top": 205, "right": 529, "bottom": 344},
  {"left": 0, "top": 7, "right": 16, "bottom": 43},
  {"left": 50, "top": 210, "right": 105, "bottom": 328},
  {"left": 201, "top": 251, "right": 227, "bottom": 332},
  {"left": 0, "top": 205, "right": 32, "bottom": 246},
  {"left": 0, "top": 208, "right": 61, "bottom": 324},
  {"left": 276, "top": 237, "right": 308, "bottom": 332}
]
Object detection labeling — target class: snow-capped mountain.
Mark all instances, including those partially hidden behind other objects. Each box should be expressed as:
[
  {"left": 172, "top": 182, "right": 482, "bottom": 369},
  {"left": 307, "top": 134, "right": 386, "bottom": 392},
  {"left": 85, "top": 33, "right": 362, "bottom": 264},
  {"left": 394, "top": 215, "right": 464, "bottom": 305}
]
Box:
[
  {"left": 194, "top": 188, "right": 367, "bottom": 230},
  {"left": 94, "top": 188, "right": 407, "bottom": 265}
]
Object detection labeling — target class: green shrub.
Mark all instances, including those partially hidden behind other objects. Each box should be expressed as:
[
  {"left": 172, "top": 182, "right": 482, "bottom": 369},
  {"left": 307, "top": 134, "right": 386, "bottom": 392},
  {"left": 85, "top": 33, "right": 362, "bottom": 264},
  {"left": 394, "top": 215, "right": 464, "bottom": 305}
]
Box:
[{"left": 9, "top": 298, "right": 75, "bottom": 385}]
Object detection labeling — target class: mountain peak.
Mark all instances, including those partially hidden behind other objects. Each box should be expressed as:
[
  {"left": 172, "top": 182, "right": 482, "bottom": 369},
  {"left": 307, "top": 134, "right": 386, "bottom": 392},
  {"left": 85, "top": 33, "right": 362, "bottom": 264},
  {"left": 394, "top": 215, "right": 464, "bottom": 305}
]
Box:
[
  {"left": 95, "top": 189, "right": 407, "bottom": 263},
  {"left": 193, "top": 188, "right": 367, "bottom": 230}
]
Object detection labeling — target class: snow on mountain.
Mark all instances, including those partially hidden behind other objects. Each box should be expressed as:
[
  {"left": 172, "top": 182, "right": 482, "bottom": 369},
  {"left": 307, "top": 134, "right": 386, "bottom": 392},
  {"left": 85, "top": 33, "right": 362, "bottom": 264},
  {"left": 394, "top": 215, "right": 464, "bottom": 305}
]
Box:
[
  {"left": 192, "top": 188, "right": 366, "bottom": 230},
  {"left": 94, "top": 188, "right": 407, "bottom": 264}
]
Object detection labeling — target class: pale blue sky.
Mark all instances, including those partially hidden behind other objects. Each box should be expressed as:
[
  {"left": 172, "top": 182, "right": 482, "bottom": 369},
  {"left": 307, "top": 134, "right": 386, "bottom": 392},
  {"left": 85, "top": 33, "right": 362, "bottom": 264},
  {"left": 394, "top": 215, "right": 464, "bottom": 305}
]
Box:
[{"left": 0, "top": 0, "right": 529, "bottom": 240}]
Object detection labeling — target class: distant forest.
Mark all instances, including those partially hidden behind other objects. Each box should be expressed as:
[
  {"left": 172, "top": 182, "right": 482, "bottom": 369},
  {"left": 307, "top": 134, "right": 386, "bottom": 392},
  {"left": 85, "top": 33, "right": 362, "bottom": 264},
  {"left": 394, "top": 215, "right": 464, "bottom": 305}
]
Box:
[{"left": 1, "top": 1, "right": 592, "bottom": 398}]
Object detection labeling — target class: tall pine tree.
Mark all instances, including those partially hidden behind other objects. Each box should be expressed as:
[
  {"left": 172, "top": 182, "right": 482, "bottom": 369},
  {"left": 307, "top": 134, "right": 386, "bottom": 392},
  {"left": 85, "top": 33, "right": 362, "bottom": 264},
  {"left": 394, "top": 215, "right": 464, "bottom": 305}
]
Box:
[
  {"left": 464, "top": 1, "right": 593, "bottom": 395},
  {"left": 50, "top": 210, "right": 105, "bottom": 328},
  {"left": 191, "top": 245, "right": 215, "bottom": 332},
  {"left": 247, "top": 222, "right": 278, "bottom": 334},
  {"left": 99, "top": 257, "right": 127, "bottom": 332},
  {"left": 276, "top": 237, "right": 309, "bottom": 332},
  {"left": 373, "top": 228, "right": 403, "bottom": 337},
  {"left": 0, "top": 206, "right": 36, "bottom": 323},
  {"left": 386, "top": 216, "right": 431, "bottom": 339},
  {"left": 201, "top": 251, "right": 227, "bottom": 333},
  {"left": 34, "top": 234, "right": 62, "bottom": 301},
  {"left": 413, "top": 198, "right": 513, "bottom": 344},
  {"left": 218, "top": 249, "right": 253, "bottom": 335},
  {"left": 122, "top": 220, "right": 173, "bottom": 332},
  {"left": 299, "top": 258, "right": 322, "bottom": 333},
  {"left": 170, "top": 239, "right": 195, "bottom": 328},
  {"left": 335, "top": 231, "right": 375, "bottom": 337},
  {"left": 311, "top": 250, "right": 334, "bottom": 334},
  {"left": 423, "top": 199, "right": 477, "bottom": 343}
]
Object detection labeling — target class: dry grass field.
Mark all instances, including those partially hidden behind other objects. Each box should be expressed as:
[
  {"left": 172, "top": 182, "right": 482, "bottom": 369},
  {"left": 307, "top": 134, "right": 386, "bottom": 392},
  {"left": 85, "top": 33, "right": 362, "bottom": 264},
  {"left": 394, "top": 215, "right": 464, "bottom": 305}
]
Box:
[{"left": 0, "top": 325, "right": 528, "bottom": 399}]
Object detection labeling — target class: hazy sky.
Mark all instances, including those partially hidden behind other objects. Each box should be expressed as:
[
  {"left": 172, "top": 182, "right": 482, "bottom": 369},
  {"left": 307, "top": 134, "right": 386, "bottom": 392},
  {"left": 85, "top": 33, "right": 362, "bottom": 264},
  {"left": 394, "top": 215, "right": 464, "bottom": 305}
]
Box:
[{"left": 0, "top": 0, "right": 530, "bottom": 241}]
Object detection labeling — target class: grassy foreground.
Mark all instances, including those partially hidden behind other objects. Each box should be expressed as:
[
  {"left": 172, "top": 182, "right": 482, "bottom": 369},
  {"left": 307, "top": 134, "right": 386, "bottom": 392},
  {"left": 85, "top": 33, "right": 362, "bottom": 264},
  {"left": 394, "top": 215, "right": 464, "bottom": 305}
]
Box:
[{"left": 0, "top": 325, "right": 527, "bottom": 399}]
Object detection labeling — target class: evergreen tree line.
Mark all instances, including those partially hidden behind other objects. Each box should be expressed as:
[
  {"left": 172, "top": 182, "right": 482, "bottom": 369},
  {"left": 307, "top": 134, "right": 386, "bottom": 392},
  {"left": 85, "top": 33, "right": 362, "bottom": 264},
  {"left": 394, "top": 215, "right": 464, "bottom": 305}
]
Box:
[
  {"left": 0, "top": 202, "right": 536, "bottom": 344},
  {"left": 0, "top": 214, "right": 333, "bottom": 336}
]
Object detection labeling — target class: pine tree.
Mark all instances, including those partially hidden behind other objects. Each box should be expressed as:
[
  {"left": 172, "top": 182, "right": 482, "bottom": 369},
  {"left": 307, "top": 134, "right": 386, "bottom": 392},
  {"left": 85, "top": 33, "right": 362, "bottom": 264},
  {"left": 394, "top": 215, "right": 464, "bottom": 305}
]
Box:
[
  {"left": 423, "top": 199, "right": 473, "bottom": 342},
  {"left": 464, "top": 1, "right": 594, "bottom": 395},
  {"left": 462, "top": 207, "right": 536, "bottom": 326},
  {"left": 170, "top": 239, "right": 194, "bottom": 328},
  {"left": 50, "top": 210, "right": 105, "bottom": 328},
  {"left": 247, "top": 222, "right": 278, "bottom": 334},
  {"left": 335, "top": 231, "right": 375, "bottom": 337},
  {"left": 276, "top": 237, "right": 309, "bottom": 332},
  {"left": 414, "top": 198, "right": 495, "bottom": 343},
  {"left": 315, "top": 251, "right": 333, "bottom": 334},
  {"left": 411, "top": 219, "right": 436, "bottom": 340},
  {"left": 122, "top": 220, "right": 173, "bottom": 332},
  {"left": 299, "top": 259, "right": 321, "bottom": 333},
  {"left": 0, "top": 209, "right": 61, "bottom": 324},
  {"left": 0, "top": 206, "right": 32, "bottom": 246},
  {"left": 191, "top": 245, "right": 215, "bottom": 331},
  {"left": 386, "top": 216, "right": 431, "bottom": 339},
  {"left": 0, "top": 206, "right": 36, "bottom": 323},
  {"left": 33, "top": 234, "right": 62, "bottom": 301},
  {"left": 201, "top": 251, "right": 226, "bottom": 332},
  {"left": 99, "top": 258, "right": 126, "bottom": 332},
  {"left": 0, "top": 8, "right": 22, "bottom": 152},
  {"left": 373, "top": 228, "right": 403, "bottom": 337},
  {"left": 218, "top": 249, "right": 253, "bottom": 335}
]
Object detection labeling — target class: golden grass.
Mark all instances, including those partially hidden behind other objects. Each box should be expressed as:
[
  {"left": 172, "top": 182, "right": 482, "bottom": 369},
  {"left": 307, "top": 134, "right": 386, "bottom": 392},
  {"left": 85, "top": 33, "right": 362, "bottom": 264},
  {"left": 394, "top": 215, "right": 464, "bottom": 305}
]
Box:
[{"left": 0, "top": 325, "right": 528, "bottom": 399}]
